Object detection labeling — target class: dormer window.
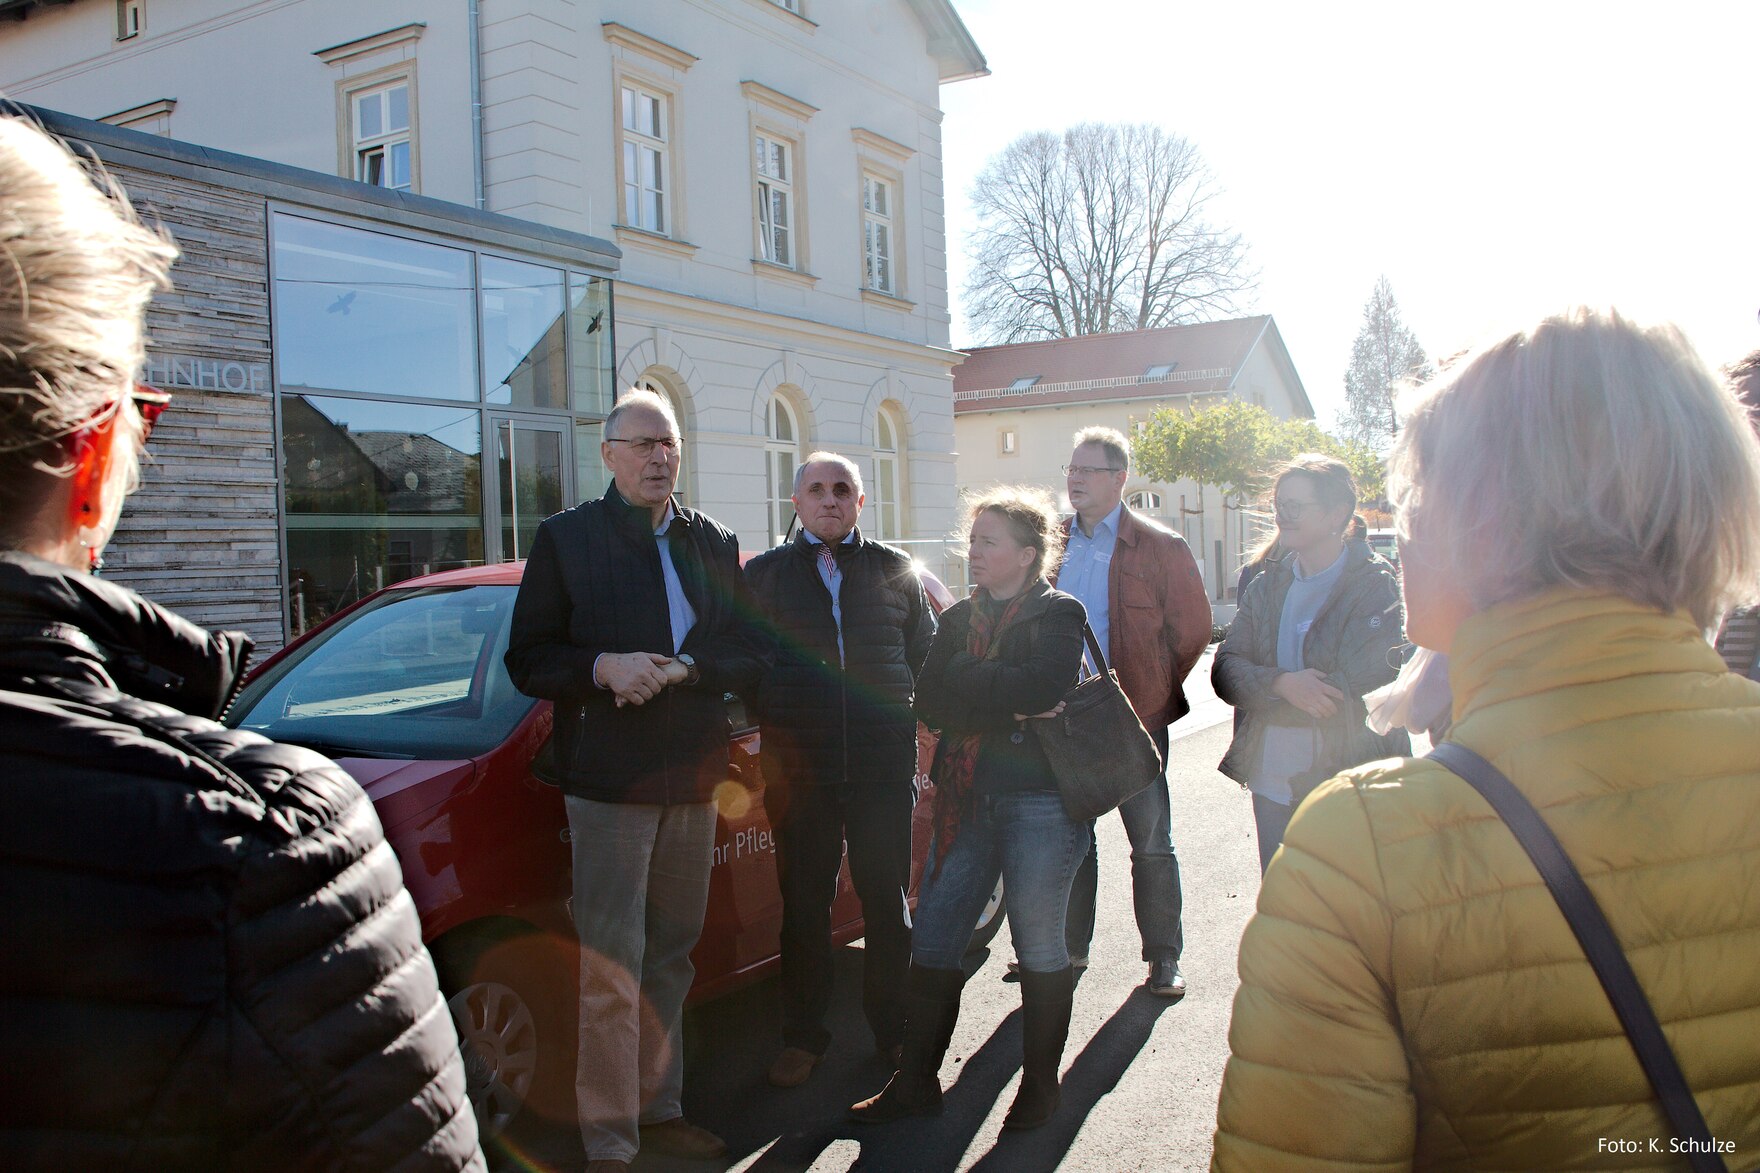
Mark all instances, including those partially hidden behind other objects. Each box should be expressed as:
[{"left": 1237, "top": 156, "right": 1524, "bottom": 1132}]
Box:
[
  {"left": 1143, "top": 363, "right": 1176, "bottom": 381},
  {"left": 1008, "top": 376, "right": 1040, "bottom": 392}
]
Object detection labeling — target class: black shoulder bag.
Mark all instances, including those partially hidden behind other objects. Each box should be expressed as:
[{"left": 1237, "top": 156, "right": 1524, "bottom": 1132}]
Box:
[
  {"left": 1031, "top": 621, "right": 1161, "bottom": 822},
  {"left": 1427, "top": 742, "right": 1738, "bottom": 1173}
]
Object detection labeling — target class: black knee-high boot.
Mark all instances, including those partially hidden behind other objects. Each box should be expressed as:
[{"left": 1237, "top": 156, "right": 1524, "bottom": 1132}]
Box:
[
  {"left": 849, "top": 964, "right": 966, "bottom": 1122},
  {"left": 1004, "top": 965, "right": 1074, "bottom": 1130}
]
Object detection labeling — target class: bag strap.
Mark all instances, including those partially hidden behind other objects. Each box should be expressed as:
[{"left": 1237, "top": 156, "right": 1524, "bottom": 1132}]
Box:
[
  {"left": 1077, "top": 620, "right": 1106, "bottom": 680},
  {"left": 1426, "top": 742, "right": 1727, "bottom": 1173}
]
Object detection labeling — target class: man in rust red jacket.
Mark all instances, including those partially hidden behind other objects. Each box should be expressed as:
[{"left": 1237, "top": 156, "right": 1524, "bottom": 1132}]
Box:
[{"left": 1048, "top": 426, "right": 1211, "bottom": 998}]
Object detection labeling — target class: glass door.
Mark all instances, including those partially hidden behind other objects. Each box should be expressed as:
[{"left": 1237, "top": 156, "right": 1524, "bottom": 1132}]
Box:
[{"left": 492, "top": 416, "right": 568, "bottom": 563}]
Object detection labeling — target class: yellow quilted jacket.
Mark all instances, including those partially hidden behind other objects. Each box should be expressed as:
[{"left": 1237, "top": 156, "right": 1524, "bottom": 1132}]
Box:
[{"left": 1212, "top": 589, "right": 1760, "bottom": 1171}]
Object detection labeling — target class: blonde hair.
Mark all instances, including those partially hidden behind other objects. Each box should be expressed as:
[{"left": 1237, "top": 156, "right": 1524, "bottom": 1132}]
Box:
[
  {"left": 1388, "top": 308, "right": 1760, "bottom": 628},
  {"left": 0, "top": 117, "right": 175, "bottom": 543},
  {"left": 963, "top": 485, "right": 1067, "bottom": 581}
]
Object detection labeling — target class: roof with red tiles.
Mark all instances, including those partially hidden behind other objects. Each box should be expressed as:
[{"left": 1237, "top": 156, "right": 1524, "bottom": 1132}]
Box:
[{"left": 951, "top": 315, "right": 1312, "bottom": 417}]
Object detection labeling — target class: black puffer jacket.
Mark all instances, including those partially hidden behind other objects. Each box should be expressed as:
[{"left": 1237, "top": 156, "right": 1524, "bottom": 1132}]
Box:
[
  {"left": 0, "top": 552, "right": 483, "bottom": 1173},
  {"left": 744, "top": 529, "right": 935, "bottom": 792},
  {"left": 1212, "top": 539, "right": 1409, "bottom": 801}
]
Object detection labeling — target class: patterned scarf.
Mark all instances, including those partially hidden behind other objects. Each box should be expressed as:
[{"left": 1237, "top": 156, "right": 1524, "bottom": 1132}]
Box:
[{"left": 930, "top": 587, "right": 1032, "bottom": 868}]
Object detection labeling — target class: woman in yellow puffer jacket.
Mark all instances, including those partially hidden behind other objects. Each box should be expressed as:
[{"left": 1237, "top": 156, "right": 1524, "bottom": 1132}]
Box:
[{"left": 1212, "top": 309, "right": 1760, "bottom": 1171}]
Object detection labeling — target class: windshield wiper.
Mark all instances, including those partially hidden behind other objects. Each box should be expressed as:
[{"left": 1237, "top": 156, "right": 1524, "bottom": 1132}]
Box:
[{"left": 281, "top": 738, "right": 416, "bottom": 761}]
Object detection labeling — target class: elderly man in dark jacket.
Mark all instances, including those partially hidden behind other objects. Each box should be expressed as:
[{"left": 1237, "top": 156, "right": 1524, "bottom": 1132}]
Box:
[
  {"left": 0, "top": 553, "right": 485, "bottom": 1173},
  {"left": 743, "top": 452, "right": 936, "bottom": 1088},
  {"left": 504, "top": 391, "right": 766, "bottom": 1172}
]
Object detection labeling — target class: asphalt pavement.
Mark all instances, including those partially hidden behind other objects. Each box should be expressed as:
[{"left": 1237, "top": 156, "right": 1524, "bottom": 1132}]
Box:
[{"left": 505, "top": 649, "right": 1262, "bottom": 1173}]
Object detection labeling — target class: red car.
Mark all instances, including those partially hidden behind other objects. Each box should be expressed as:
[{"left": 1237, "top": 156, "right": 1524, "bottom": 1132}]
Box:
[{"left": 225, "top": 561, "right": 1000, "bottom": 1138}]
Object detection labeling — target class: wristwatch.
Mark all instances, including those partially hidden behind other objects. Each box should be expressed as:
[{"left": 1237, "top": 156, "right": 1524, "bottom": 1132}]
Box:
[{"left": 676, "top": 653, "right": 700, "bottom": 686}]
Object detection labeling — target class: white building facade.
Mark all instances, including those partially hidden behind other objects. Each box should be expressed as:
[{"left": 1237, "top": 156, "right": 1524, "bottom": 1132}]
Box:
[{"left": 0, "top": 0, "right": 984, "bottom": 632}]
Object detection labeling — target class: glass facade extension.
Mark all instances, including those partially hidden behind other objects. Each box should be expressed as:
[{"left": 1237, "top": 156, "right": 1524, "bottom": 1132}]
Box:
[{"left": 273, "top": 212, "right": 614, "bottom": 636}]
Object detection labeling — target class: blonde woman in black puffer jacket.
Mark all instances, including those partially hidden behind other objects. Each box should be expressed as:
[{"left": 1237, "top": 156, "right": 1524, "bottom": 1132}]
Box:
[{"left": 0, "top": 115, "right": 482, "bottom": 1173}]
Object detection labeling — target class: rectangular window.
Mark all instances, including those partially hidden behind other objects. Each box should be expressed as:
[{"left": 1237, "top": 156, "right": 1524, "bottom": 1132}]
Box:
[
  {"left": 862, "top": 175, "right": 894, "bottom": 294},
  {"left": 117, "top": 0, "right": 143, "bottom": 39},
  {"left": 773, "top": 0, "right": 802, "bottom": 11},
  {"left": 756, "top": 134, "right": 794, "bottom": 268},
  {"left": 620, "top": 85, "right": 668, "bottom": 233},
  {"left": 352, "top": 82, "right": 412, "bottom": 192},
  {"left": 1000, "top": 429, "right": 1018, "bottom": 455}
]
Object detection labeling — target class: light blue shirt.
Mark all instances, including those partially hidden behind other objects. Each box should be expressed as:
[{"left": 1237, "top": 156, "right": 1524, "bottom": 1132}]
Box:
[
  {"left": 593, "top": 503, "right": 697, "bottom": 689},
  {"left": 803, "top": 528, "right": 857, "bottom": 665},
  {"left": 653, "top": 503, "right": 698, "bottom": 655},
  {"left": 1061, "top": 503, "right": 1122, "bottom": 672}
]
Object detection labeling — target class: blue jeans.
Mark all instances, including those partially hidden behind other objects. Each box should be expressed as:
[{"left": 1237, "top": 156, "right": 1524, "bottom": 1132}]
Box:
[
  {"left": 912, "top": 790, "right": 1090, "bottom": 974},
  {"left": 565, "top": 796, "right": 716, "bottom": 1163},
  {"left": 1066, "top": 725, "right": 1181, "bottom": 962}
]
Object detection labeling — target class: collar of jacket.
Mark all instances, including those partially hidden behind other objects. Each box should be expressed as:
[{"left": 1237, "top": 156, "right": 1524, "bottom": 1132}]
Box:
[
  {"left": 603, "top": 480, "right": 687, "bottom": 538},
  {"left": 1447, "top": 587, "right": 1720, "bottom": 729},
  {"left": 792, "top": 527, "right": 864, "bottom": 561},
  {"left": 1262, "top": 536, "right": 1378, "bottom": 588},
  {"left": 1059, "top": 503, "right": 1140, "bottom": 550},
  {"left": 0, "top": 550, "right": 253, "bottom": 720}
]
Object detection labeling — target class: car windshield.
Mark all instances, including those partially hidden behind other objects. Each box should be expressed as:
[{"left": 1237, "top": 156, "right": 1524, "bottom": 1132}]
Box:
[{"left": 228, "top": 584, "right": 535, "bottom": 759}]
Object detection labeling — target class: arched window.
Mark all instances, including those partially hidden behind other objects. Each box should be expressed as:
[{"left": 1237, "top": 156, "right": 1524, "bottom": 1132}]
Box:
[
  {"left": 633, "top": 375, "right": 688, "bottom": 506},
  {"left": 872, "top": 407, "right": 902, "bottom": 540},
  {"left": 765, "top": 394, "right": 801, "bottom": 545},
  {"left": 1127, "top": 490, "right": 1163, "bottom": 513}
]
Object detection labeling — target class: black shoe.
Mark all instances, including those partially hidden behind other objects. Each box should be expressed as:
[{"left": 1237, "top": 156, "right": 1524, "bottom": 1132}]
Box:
[
  {"left": 849, "top": 964, "right": 965, "bottom": 1123},
  {"left": 1146, "top": 959, "right": 1186, "bottom": 1000}
]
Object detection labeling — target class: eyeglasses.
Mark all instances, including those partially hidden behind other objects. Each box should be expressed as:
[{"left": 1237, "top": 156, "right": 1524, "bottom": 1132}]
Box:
[
  {"left": 605, "top": 435, "right": 680, "bottom": 459},
  {"left": 1274, "top": 498, "right": 1319, "bottom": 521},
  {"left": 132, "top": 383, "right": 170, "bottom": 444},
  {"left": 1062, "top": 464, "right": 1122, "bottom": 478}
]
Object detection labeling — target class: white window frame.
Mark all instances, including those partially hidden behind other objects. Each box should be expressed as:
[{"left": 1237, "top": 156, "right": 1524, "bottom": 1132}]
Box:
[
  {"left": 117, "top": 0, "right": 143, "bottom": 40},
  {"left": 766, "top": 394, "right": 804, "bottom": 545},
  {"left": 999, "top": 427, "right": 1018, "bottom": 456},
  {"left": 603, "top": 26, "right": 697, "bottom": 251},
  {"left": 755, "top": 133, "right": 796, "bottom": 269},
  {"left": 772, "top": 0, "right": 802, "bottom": 11},
  {"left": 861, "top": 174, "right": 896, "bottom": 295},
  {"left": 1128, "top": 490, "right": 1164, "bottom": 513},
  {"left": 743, "top": 82, "right": 817, "bottom": 279},
  {"left": 872, "top": 407, "right": 904, "bottom": 540},
  {"left": 620, "top": 83, "right": 670, "bottom": 235},
  {"left": 338, "top": 66, "right": 418, "bottom": 194}
]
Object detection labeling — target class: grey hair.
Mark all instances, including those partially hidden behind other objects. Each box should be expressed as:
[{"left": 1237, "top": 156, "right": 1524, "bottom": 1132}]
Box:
[
  {"left": 793, "top": 450, "right": 863, "bottom": 497},
  {"left": 1072, "top": 425, "right": 1130, "bottom": 472},
  {"left": 1388, "top": 308, "right": 1760, "bottom": 629},
  {"left": 604, "top": 388, "right": 680, "bottom": 441},
  {"left": 0, "top": 117, "right": 176, "bottom": 544}
]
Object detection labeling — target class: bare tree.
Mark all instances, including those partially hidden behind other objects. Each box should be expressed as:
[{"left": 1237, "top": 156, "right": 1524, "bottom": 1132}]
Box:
[
  {"left": 964, "top": 124, "right": 1256, "bottom": 343},
  {"left": 1340, "top": 277, "right": 1431, "bottom": 450}
]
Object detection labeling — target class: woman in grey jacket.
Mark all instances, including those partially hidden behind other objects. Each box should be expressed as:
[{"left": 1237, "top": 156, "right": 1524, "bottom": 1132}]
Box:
[{"left": 1213, "top": 455, "right": 1408, "bottom": 871}]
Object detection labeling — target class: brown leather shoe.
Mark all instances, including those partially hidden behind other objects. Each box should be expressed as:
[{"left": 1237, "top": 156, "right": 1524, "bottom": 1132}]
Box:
[
  {"left": 767, "top": 1045, "right": 823, "bottom": 1088},
  {"left": 640, "top": 1117, "right": 728, "bottom": 1159}
]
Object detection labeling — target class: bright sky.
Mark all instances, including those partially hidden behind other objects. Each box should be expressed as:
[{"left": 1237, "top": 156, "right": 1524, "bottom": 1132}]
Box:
[{"left": 939, "top": 0, "right": 1760, "bottom": 426}]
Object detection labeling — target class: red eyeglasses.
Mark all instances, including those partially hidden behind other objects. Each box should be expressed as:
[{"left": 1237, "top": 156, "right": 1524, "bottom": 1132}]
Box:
[{"left": 132, "top": 383, "right": 170, "bottom": 443}]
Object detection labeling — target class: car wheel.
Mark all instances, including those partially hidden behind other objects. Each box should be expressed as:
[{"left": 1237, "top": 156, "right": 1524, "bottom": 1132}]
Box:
[
  {"left": 966, "top": 877, "right": 1007, "bottom": 953},
  {"left": 439, "top": 930, "right": 577, "bottom": 1141}
]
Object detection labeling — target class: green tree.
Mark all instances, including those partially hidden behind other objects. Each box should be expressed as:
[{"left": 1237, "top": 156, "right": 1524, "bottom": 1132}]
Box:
[{"left": 1340, "top": 276, "right": 1431, "bottom": 450}]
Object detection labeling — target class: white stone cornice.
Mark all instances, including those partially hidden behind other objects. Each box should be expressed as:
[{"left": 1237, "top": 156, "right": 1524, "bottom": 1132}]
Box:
[
  {"left": 601, "top": 22, "right": 699, "bottom": 71},
  {"left": 740, "top": 80, "right": 819, "bottom": 122},
  {"left": 314, "top": 23, "right": 425, "bottom": 66},
  {"left": 851, "top": 127, "right": 914, "bottom": 162}
]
